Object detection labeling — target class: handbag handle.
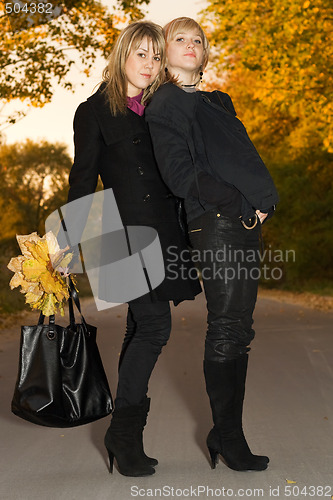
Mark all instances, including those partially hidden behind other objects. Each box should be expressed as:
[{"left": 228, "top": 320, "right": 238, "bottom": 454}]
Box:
[
  {"left": 37, "top": 275, "right": 88, "bottom": 333},
  {"left": 67, "top": 275, "right": 88, "bottom": 330},
  {"left": 38, "top": 312, "right": 56, "bottom": 339}
]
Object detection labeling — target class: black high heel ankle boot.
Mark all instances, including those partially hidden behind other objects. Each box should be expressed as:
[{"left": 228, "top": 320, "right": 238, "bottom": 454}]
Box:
[
  {"left": 104, "top": 405, "right": 155, "bottom": 477},
  {"left": 204, "top": 356, "right": 269, "bottom": 472}
]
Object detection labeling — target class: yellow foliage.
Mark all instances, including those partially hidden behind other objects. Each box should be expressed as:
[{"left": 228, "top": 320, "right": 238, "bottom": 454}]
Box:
[
  {"left": 22, "top": 258, "right": 48, "bottom": 281},
  {"left": 7, "top": 231, "right": 73, "bottom": 316},
  {"left": 1, "top": 0, "right": 144, "bottom": 126},
  {"left": 201, "top": 0, "right": 333, "bottom": 155}
]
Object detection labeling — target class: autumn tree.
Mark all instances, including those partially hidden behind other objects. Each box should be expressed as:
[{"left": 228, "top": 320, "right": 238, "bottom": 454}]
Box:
[
  {"left": 201, "top": 0, "right": 333, "bottom": 290},
  {"left": 0, "top": 139, "right": 72, "bottom": 239},
  {"left": 201, "top": 0, "right": 333, "bottom": 157},
  {"left": 0, "top": 0, "right": 149, "bottom": 130}
]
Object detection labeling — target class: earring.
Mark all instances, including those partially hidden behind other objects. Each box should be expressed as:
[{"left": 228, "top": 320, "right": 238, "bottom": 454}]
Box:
[{"left": 199, "top": 71, "right": 203, "bottom": 82}]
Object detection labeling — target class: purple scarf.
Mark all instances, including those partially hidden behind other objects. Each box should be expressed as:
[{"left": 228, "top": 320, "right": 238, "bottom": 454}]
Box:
[{"left": 127, "top": 91, "right": 145, "bottom": 116}]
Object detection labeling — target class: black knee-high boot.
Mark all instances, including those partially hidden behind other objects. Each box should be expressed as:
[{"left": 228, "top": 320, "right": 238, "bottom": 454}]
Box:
[
  {"left": 104, "top": 404, "right": 155, "bottom": 477},
  {"left": 204, "top": 354, "right": 269, "bottom": 471},
  {"left": 138, "top": 397, "right": 158, "bottom": 466}
]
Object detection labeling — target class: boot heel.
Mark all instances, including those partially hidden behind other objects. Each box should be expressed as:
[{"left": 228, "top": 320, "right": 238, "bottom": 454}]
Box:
[
  {"left": 107, "top": 450, "right": 114, "bottom": 473},
  {"left": 208, "top": 446, "right": 218, "bottom": 469},
  {"left": 104, "top": 404, "right": 156, "bottom": 477}
]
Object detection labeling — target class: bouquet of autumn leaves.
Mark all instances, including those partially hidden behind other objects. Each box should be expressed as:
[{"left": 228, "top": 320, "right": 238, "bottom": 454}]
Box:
[{"left": 7, "top": 231, "right": 74, "bottom": 316}]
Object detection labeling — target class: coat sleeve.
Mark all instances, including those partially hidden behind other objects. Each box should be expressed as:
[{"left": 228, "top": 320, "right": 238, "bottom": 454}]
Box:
[
  {"left": 68, "top": 101, "right": 101, "bottom": 203},
  {"left": 58, "top": 101, "right": 103, "bottom": 262},
  {"left": 217, "top": 92, "right": 277, "bottom": 219},
  {"left": 147, "top": 118, "right": 242, "bottom": 217}
]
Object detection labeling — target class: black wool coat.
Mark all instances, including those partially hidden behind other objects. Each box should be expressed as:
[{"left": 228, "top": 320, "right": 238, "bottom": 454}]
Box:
[{"left": 67, "top": 84, "right": 201, "bottom": 304}]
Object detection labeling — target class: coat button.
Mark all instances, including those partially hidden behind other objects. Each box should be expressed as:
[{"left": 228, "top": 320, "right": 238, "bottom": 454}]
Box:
[
  {"left": 133, "top": 138, "right": 141, "bottom": 145},
  {"left": 143, "top": 194, "right": 151, "bottom": 202},
  {"left": 137, "top": 166, "right": 144, "bottom": 175}
]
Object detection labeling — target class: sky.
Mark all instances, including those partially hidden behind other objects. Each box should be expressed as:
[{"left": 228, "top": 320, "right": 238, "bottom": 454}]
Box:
[{"left": 4, "top": 0, "right": 207, "bottom": 156}]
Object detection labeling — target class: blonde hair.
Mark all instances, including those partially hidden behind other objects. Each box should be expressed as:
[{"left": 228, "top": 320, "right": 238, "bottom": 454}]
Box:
[
  {"left": 163, "top": 17, "right": 210, "bottom": 83},
  {"left": 102, "top": 21, "right": 166, "bottom": 115}
]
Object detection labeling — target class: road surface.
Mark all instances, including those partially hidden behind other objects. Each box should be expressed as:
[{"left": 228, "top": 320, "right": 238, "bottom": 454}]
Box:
[{"left": 0, "top": 293, "right": 332, "bottom": 500}]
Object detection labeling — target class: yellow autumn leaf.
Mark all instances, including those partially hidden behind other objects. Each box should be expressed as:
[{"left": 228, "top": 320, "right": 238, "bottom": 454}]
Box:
[
  {"left": 45, "top": 231, "right": 61, "bottom": 256},
  {"left": 25, "top": 290, "right": 43, "bottom": 305},
  {"left": 51, "top": 248, "right": 72, "bottom": 271},
  {"left": 7, "top": 255, "right": 25, "bottom": 273},
  {"left": 41, "top": 294, "right": 58, "bottom": 317},
  {"left": 9, "top": 271, "right": 26, "bottom": 290},
  {"left": 25, "top": 239, "right": 49, "bottom": 263},
  {"left": 58, "top": 303, "right": 65, "bottom": 316},
  {"left": 22, "top": 258, "right": 47, "bottom": 281},
  {"left": 30, "top": 297, "right": 44, "bottom": 311},
  {"left": 16, "top": 232, "right": 40, "bottom": 258},
  {"left": 55, "top": 291, "right": 65, "bottom": 302},
  {"left": 54, "top": 283, "right": 69, "bottom": 302},
  {"left": 8, "top": 231, "right": 74, "bottom": 316},
  {"left": 19, "top": 281, "right": 42, "bottom": 295},
  {"left": 57, "top": 251, "right": 73, "bottom": 270},
  {"left": 39, "top": 272, "right": 62, "bottom": 295}
]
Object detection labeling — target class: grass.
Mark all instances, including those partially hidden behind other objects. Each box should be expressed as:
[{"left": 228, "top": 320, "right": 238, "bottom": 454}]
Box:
[{"left": 260, "top": 278, "right": 333, "bottom": 297}]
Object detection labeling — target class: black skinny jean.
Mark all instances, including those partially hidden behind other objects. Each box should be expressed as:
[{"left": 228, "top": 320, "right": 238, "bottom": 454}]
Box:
[
  {"left": 188, "top": 209, "right": 261, "bottom": 362},
  {"left": 115, "top": 301, "right": 171, "bottom": 408}
]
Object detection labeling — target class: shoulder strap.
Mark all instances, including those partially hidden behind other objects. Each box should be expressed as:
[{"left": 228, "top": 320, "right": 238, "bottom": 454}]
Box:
[{"left": 68, "top": 275, "right": 88, "bottom": 329}]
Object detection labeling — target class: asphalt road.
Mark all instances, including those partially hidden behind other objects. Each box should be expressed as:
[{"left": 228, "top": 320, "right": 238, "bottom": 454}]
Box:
[{"left": 0, "top": 293, "right": 332, "bottom": 500}]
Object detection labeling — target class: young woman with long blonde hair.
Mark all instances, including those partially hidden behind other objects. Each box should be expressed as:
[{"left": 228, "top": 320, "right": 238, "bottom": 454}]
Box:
[
  {"left": 146, "top": 17, "right": 278, "bottom": 473},
  {"left": 67, "top": 21, "right": 201, "bottom": 477}
]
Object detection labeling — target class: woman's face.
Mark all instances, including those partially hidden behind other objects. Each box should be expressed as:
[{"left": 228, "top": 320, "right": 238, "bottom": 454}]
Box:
[
  {"left": 166, "top": 28, "right": 204, "bottom": 81},
  {"left": 125, "top": 36, "right": 161, "bottom": 97}
]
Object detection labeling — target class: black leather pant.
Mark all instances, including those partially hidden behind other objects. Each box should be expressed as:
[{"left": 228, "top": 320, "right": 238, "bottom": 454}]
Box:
[
  {"left": 115, "top": 301, "right": 171, "bottom": 408},
  {"left": 188, "top": 209, "right": 260, "bottom": 362}
]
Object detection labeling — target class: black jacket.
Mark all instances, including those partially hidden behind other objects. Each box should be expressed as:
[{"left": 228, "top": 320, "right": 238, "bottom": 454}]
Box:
[
  {"left": 146, "top": 83, "right": 278, "bottom": 221},
  {"left": 67, "top": 84, "right": 201, "bottom": 303}
]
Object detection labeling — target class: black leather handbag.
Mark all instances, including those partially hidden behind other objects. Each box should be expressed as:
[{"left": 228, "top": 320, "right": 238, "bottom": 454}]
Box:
[{"left": 11, "top": 277, "right": 113, "bottom": 427}]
